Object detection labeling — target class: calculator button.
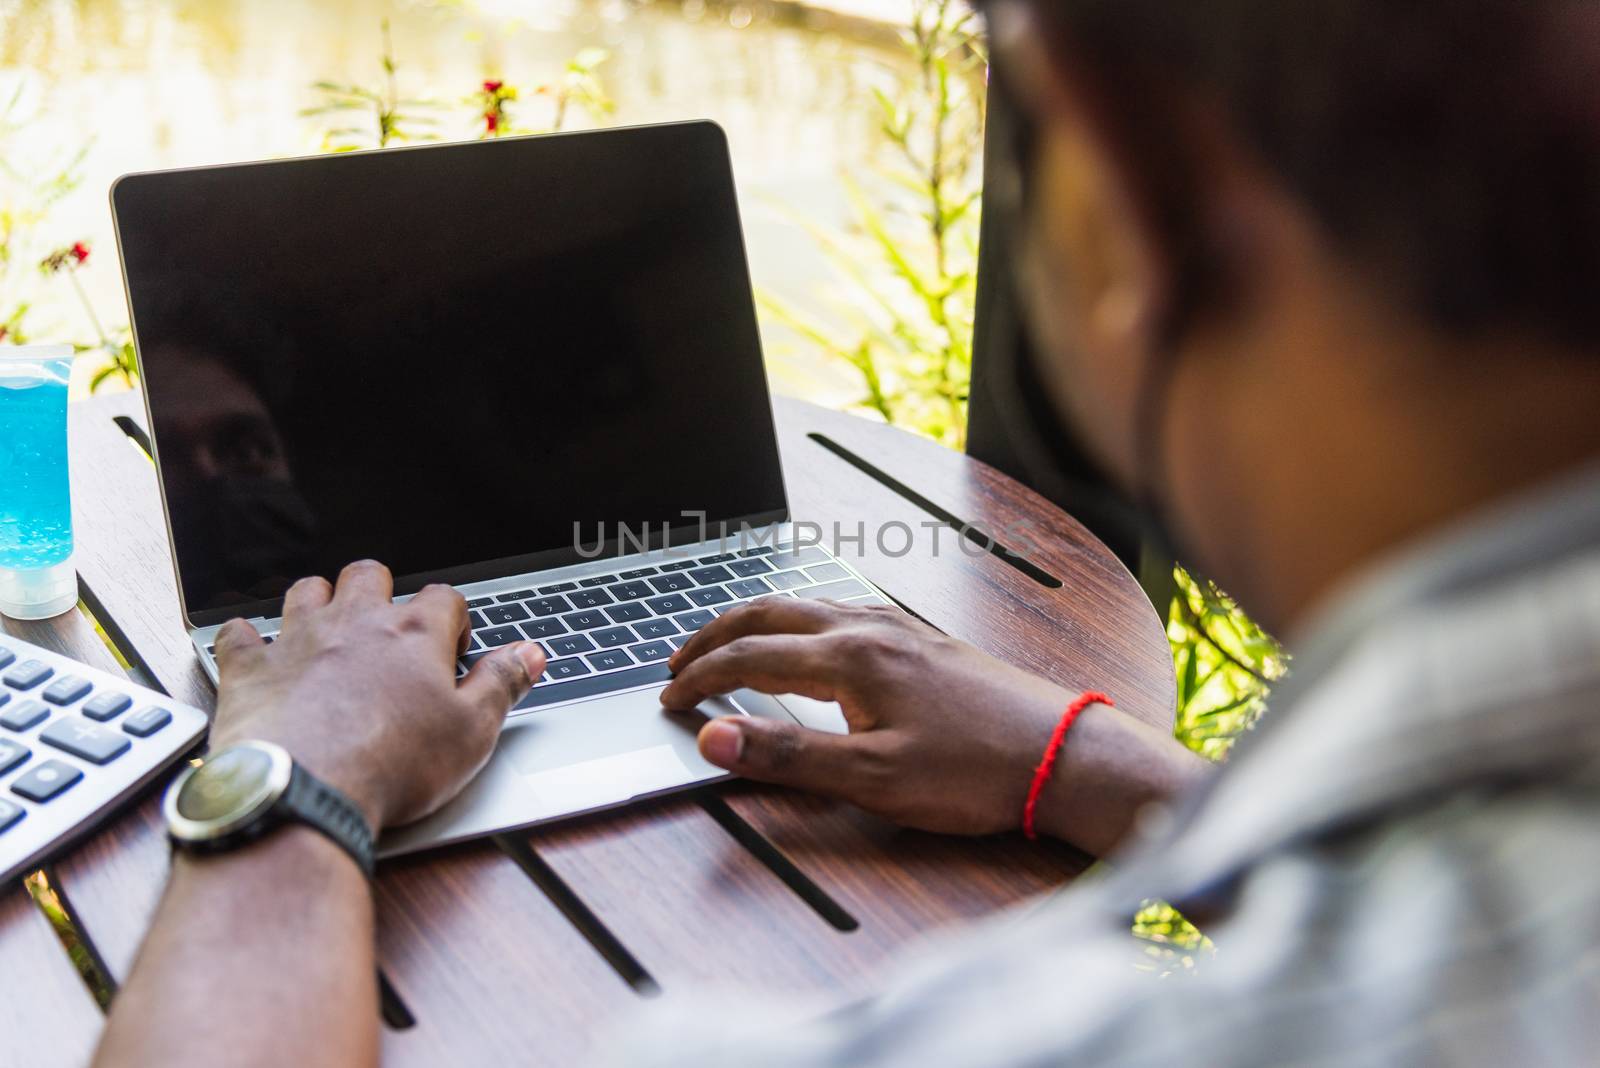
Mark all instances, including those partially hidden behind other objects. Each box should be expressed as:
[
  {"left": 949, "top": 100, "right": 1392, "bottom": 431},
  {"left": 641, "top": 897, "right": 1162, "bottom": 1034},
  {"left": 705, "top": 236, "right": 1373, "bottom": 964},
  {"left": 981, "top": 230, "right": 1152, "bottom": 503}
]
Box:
[
  {"left": 83, "top": 692, "right": 134, "bottom": 721},
  {"left": 42, "top": 675, "right": 93, "bottom": 706},
  {"left": 122, "top": 707, "right": 173, "bottom": 738},
  {"left": 3, "top": 660, "right": 53, "bottom": 691},
  {"left": 41, "top": 718, "right": 131, "bottom": 765},
  {"left": 0, "top": 647, "right": 14, "bottom": 670},
  {"left": 0, "top": 739, "right": 29, "bottom": 776},
  {"left": 0, "top": 799, "right": 23, "bottom": 834},
  {"left": 11, "top": 760, "right": 83, "bottom": 802},
  {"left": 0, "top": 700, "right": 49, "bottom": 732}
]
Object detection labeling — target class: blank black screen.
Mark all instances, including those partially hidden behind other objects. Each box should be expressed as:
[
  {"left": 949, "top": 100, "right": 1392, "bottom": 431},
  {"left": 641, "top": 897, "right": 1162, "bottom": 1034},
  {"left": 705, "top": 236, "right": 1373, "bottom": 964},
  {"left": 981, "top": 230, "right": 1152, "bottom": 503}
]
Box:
[{"left": 114, "top": 122, "right": 786, "bottom": 620}]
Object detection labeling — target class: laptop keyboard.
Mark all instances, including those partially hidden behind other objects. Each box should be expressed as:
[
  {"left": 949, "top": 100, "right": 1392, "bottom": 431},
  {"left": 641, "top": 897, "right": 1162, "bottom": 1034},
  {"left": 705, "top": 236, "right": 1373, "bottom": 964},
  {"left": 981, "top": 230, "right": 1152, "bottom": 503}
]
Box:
[
  {"left": 470, "top": 545, "right": 884, "bottom": 711},
  {"left": 205, "top": 545, "right": 885, "bottom": 713}
]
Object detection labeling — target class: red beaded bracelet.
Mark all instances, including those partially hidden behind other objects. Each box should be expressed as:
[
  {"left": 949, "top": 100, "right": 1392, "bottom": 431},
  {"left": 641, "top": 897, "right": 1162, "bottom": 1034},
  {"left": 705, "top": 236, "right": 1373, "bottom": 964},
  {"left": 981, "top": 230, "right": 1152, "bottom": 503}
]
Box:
[{"left": 1022, "top": 691, "right": 1114, "bottom": 840}]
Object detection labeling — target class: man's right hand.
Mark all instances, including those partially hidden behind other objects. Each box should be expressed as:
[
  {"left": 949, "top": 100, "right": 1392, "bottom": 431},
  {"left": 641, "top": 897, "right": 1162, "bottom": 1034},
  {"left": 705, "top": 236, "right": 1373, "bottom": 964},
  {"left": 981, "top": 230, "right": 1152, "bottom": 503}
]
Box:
[
  {"left": 209, "top": 560, "right": 546, "bottom": 832},
  {"left": 660, "top": 598, "right": 1205, "bottom": 854}
]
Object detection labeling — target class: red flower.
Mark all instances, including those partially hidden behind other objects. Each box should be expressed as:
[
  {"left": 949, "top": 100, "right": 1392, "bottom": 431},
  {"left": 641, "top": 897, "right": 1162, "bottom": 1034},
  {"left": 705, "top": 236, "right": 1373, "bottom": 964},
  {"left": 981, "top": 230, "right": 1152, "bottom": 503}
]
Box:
[
  {"left": 71, "top": 242, "right": 90, "bottom": 264},
  {"left": 483, "top": 80, "right": 503, "bottom": 94},
  {"left": 484, "top": 111, "right": 499, "bottom": 132}
]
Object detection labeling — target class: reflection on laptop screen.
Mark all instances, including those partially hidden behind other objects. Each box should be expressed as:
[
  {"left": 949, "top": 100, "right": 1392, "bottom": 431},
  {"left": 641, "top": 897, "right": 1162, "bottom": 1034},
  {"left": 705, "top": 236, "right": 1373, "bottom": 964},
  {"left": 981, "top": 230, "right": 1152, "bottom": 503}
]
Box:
[{"left": 113, "top": 122, "right": 786, "bottom": 617}]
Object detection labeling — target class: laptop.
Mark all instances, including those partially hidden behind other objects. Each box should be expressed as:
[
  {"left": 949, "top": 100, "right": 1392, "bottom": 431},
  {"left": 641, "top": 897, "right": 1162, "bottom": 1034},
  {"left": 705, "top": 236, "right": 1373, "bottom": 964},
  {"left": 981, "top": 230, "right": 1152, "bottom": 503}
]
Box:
[{"left": 110, "top": 120, "right": 887, "bottom": 856}]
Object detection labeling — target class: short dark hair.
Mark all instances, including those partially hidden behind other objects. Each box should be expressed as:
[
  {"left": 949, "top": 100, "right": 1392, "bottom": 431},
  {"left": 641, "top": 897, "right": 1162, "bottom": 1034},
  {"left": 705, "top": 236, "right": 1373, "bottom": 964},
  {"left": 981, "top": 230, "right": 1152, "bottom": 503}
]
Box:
[{"left": 986, "top": 1, "right": 1600, "bottom": 348}]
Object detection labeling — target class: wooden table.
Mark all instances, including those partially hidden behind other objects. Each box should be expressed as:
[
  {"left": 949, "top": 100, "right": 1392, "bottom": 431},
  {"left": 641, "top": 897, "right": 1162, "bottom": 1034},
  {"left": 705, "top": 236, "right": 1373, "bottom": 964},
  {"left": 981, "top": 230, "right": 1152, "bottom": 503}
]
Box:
[{"left": 3, "top": 390, "right": 1174, "bottom": 1067}]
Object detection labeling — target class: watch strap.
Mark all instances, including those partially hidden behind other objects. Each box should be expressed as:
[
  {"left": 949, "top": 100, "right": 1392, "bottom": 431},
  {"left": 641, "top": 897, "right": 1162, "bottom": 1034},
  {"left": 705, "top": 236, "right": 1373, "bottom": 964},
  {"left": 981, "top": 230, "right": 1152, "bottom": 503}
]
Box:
[{"left": 281, "top": 763, "right": 376, "bottom": 878}]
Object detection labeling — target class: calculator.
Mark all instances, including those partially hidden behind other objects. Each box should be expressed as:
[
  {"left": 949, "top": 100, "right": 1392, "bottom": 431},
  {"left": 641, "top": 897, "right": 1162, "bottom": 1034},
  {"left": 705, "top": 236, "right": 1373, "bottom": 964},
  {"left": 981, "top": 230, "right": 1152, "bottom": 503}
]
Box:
[{"left": 0, "top": 634, "right": 209, "bottom": 884}]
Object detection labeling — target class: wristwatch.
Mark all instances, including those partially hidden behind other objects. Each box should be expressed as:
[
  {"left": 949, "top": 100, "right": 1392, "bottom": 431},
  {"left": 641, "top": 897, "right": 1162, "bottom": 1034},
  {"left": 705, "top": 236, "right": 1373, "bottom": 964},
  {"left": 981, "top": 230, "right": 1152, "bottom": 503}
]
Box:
[{"left": 164, "top": 740, "right": 376, "bottom": 877}]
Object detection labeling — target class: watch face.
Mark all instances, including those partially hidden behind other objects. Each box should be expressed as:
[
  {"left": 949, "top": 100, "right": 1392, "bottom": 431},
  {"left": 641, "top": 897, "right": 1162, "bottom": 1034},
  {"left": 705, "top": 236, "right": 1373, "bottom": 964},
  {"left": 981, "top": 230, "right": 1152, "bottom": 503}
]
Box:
[{"left": 175, "top": 745, "right": 278, "bottom": 823}]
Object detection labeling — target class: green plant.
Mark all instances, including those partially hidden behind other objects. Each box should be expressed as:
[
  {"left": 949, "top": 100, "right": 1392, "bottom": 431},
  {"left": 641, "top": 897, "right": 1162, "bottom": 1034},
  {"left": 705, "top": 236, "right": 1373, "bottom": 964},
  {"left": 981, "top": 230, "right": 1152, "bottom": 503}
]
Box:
[
  {"left": 39, "top": 241, "right": 138, "bottom": 391},
  {"left": 539, "top": 48, "right": 615, "bottom": 133},
  {"left": 0, "top": 83, "right": 84, "bottom": 347},
  {"left": 472, "top": 50, "right": 613, "bottom": 139},
  {"left": 763, "top": 0, "right": 985, "bottom": 449},
  {"left": 1169, "top": 568, "right": 1285, "bottom": 759},
  {"left": 303, "top": 20, "right": 443, "bottom": 151}
]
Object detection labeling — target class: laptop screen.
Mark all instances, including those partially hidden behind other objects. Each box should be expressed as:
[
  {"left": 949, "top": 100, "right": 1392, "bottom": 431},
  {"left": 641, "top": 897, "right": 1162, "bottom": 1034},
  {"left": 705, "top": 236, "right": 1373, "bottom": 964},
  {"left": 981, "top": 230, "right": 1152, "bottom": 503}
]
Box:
[{"left": 113, "top": 122, "right": 787, "bottom": 623}]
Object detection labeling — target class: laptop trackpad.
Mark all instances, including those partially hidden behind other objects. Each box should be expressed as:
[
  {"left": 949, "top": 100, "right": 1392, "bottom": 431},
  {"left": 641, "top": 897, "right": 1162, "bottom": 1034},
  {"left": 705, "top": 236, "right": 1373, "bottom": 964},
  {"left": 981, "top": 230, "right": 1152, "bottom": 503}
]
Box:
[{"left": 377, "top": 688, "right": 802, "bottom": 858}]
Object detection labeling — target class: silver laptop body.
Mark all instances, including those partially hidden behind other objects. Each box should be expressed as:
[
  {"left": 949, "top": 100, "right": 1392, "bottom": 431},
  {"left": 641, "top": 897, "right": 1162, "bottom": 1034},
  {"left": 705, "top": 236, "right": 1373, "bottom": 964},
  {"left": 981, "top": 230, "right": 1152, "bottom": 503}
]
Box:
[{"left": 113, "top": 123, "right": 888, "bottom": 856}]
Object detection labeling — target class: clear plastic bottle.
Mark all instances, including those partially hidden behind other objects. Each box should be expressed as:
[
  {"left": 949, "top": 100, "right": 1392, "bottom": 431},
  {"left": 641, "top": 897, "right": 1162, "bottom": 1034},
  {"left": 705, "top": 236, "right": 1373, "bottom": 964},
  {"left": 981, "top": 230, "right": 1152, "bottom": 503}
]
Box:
[{"left": 0, "top": 344, "right": 78, "bottom": 619}]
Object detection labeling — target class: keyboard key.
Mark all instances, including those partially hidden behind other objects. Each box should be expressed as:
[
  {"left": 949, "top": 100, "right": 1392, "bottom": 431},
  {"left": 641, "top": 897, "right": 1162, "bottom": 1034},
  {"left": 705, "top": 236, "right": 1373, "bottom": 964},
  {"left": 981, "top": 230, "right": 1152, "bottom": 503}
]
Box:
[
  {"left": 545, "top": 658, "right": 593, "bottom": 681},
  {"left": 0, "top": 647, "right": 14, "bottom": 670},
  {"left": 739, "top": 545, "right": 777, "bottom": 557},
  {"left": 578, "top": 575, "right": 614, "bottom": 588},
  {"left": 698, "top": 552, "right": 738, "bottom": 565},
  {"left": 82, "top": 692, "right": 133, "bottom": 722},
  {"left": 516, "top": 662, "right": 672, "bottom": 710},
  {"left": 645, "top": 594, "right": 692, "bottom": 615},
  {"left": 668, "top": 636, "right": 690, "bottom": 649},
  {"left": 11, "top": 759, "right": 82, "bottom": 802},
  {"left": 629, "top": 640, "right": 673, "bottom": 663},
  {"left": 608, "top": 580, "right": 653, "bottom": 602},
  {"left": 42, "top": 718, "right": 131, "bottom": 765},
  {"left": 479, "top": 625, "right": 525, "bottom": 648},
  {"left": 483, "top": 604, "right": 530, "bottom": 625},
  {"left": 123, "top": 706, "right": 173, "bottom": 737},
  {"left": 1, "top": 701, "right": 49, "bottom": 732},
  {"left": 688, "top": 565, "right": 734, "bottom": 585},
  {"left": 648, "top": 574, "right": 695, "bottom": 594},
  {"left": 466, "top": 597, "right": 495, "bottom": 609},
  {"left": 496, "top": 589, "right": 536, "bottom": 603},
  {"left": 728, "top": 577, "right": 773, "bottom": 599},
  {"left": 604, "top": 602, "right": 650, "bottom": 624},
  {"left": 634, "top": 617, "right": 678, "bottom": 640},
  {"left": 520, "top": 618, "right": 568, "bottom": 640},
  {"left": 585, "top": 649, "right": 634, "bottom": 672},
  {"left": 547, "top": 635, "right": 597, "bottom": 658},
  {"left": 460, "top": 650, "right": 492, "bottom": 669},
  {"left": 766, "top": 569, "right": 811, "bottom": 591},
  {"left": 562, "top": 610, "right": 610, "bottom": 631},
  {"left": 468, "top": 610, "right": 488, "bottom": 630},
  {"left": 805, "top": 562, "right": 850, "bottom": 583},
  {"left": 770, "top": 546, "right": 829, "bottom": 570},
  {"left": 0, "top": 799, "right": 22, "bottom": 834},
  {"left": 688, "top": 586, "right": 734, "bottom": 607},
  {"left": 0, "top": 739, "right": 30, "bottom": 775},
  {"left": 729, "top": 558, "right": 774, "bottom": 577},
  {"left": 619, "top": 567, "right": 657, "bottom": 580},
  {"left": 569, "top": 588, "right": 613, "bottom": 610},
  {"left": 658, "top": 559, "right": 698, "bottom": 572},
  {"left": 673, "top": 609, "right": 716, "bottom": 633},
  {"left": 3, "top": 660, "right": 53, "bottom": 691},
  {"left": 796, "top": 579, "right": 871, "bottom": 601},
  {"left": 41, "top": 675, "right": 92, "bottom": 706},
  {"left": 538, "top": 582, "right": 578, "bottom": 595},
  {"left": 591, "top": 627, "right": 636, "bottom": 649},
  {"left": 527, "top": 596, "right": 572, "bottom": 617}
]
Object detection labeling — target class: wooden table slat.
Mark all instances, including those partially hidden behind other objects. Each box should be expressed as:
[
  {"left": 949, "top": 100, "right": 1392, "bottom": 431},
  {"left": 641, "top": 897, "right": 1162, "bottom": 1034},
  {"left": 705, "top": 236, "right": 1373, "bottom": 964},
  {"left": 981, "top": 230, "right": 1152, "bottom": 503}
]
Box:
[{"left": 0, "top": 887, "right": 104, "bottom": 1068}]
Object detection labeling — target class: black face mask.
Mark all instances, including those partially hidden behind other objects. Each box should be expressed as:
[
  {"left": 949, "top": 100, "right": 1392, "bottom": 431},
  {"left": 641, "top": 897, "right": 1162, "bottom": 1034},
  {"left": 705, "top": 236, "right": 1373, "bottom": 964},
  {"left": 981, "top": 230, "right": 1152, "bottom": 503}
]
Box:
[{"left": 977, "top": 68, "right": 1190, "bottom": 571}]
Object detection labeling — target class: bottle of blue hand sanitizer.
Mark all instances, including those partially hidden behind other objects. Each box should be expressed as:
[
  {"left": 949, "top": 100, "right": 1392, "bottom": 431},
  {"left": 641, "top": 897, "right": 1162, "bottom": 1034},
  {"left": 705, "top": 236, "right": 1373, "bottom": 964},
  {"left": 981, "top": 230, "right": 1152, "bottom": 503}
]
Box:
[{"left": 0, "top": 344, "right": 79, "bottom": 620}]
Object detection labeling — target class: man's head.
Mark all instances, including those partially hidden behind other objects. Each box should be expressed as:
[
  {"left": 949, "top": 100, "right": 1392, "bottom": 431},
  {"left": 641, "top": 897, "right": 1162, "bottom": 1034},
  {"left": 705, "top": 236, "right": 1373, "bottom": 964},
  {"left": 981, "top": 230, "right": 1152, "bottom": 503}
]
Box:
[{"left": 980, "top": 0, "right": 1600, "bottom": 628}]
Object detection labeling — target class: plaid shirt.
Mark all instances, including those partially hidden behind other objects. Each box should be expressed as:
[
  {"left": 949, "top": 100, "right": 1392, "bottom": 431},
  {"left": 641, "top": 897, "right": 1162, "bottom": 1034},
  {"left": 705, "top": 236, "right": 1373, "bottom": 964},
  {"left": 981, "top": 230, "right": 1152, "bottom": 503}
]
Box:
[{"left": 605, "top": 461, "right": 1600, "bottom": 1067}]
